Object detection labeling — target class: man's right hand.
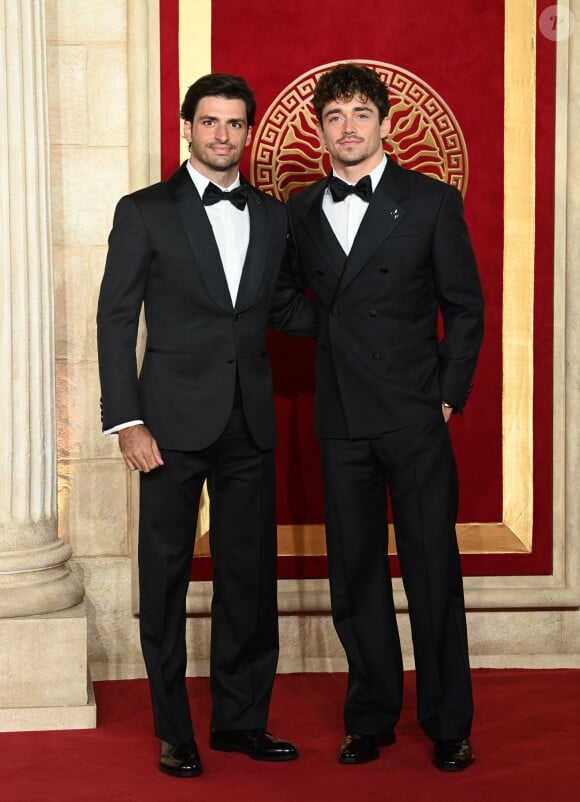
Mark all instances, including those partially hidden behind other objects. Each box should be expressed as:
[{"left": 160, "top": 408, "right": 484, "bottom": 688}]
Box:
[{"left": 118, "top": 424, "right": 164, "bottom": 473}]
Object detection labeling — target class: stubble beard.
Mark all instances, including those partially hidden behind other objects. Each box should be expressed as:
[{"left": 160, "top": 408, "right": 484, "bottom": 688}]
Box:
[
  {"left": 192, "top": 142, "right": 241, "bottom": 172},
  {"left": 332, "top": 138, "right": 385, "bottom": 170},
  {"left": 334, "top": 147, "right": 369, "bottom": 167}
]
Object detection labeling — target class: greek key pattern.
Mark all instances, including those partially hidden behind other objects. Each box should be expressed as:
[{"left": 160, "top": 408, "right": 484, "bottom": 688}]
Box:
[{"left": 250, "top": 60, "right": 468, "bottom": 201}]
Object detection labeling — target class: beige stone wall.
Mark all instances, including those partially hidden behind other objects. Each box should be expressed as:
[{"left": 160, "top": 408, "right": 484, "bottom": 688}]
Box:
[
  {"left": 46, "top": 0, "right": 580, "bottom": 682},
  {"left": 46, "top": 0, "right": 138, "bottom": 677}
]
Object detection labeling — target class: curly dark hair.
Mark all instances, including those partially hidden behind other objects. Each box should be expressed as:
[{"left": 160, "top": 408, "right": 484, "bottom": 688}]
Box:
[
  {"left": 312, "top": 63, "right": 390, "bottom": 124},
  {"left": 180, "top": 73, "right": 256, "bottom": 127}
]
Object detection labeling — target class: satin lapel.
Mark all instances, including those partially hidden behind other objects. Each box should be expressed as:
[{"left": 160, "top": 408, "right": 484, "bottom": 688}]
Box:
[
  {"left": 234, "top": 183, "right": 269, "bottom": 313},
  {"left": 169, "top": 164, "right": 233, "bottom": 312},
  {"left": 298, "top": 179, "right": 347, "bottom": 279},
  {"left": 337, "top": 164, "right": 409, "bottom": 296}
]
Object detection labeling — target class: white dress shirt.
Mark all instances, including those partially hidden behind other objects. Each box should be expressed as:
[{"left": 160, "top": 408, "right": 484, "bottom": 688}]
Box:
[
  {"left": 322, "top": 155, "right": 387, "bottom": 254},
  {"left": 104, "top": 162, "right": 251, "bottom": 435},
  {"left": 186, "top": 161, "right": 250, "bottom": 306}
]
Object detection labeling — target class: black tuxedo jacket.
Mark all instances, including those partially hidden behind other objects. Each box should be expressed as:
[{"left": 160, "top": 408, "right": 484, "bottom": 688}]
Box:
[
  {"left": 287, "top": 160, "right": 484, "bottom": 439},
  {"left": 97, "top": 163, "right": 315, "bottom": 451}
]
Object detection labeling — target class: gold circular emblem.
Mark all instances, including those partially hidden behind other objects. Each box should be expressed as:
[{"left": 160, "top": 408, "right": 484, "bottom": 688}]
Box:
[{"left": 250, "top": 60, "right": 468, "bottom": 202}]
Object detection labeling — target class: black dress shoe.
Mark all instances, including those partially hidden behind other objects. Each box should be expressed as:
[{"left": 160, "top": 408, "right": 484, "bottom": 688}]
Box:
[
  {"left": 432, "top": 738, "right": 474, "bottom": 772},
  {"left": 339, "top": 731, "right": 396, "bottom": 764},
  {"left": 159, "top": 739, "right": 202, "bottom": 777},
  {"left": 210, "top": 729, "right": 298, "bottom": 761}
]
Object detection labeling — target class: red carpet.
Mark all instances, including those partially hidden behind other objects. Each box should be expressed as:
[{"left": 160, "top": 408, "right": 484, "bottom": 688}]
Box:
[{"left": 2, "top": 670, "right": 579, "bottom": 801}]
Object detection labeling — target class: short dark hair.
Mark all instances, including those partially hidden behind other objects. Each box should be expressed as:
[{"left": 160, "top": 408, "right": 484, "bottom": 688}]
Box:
[
  {"left": 312, "top": 63, "right": 390, "bottom": 124},
  {"left": 180, "top": 73, "right": 256, "bottom": 127}
]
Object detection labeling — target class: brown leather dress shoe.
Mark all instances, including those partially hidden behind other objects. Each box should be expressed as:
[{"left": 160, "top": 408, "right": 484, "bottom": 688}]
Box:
[
  {"left": 432, "top": 737, "right": 474, "bottom": 771},
  {"left": 210, "top": 729, "right": 298, "bottom": 761},
  {"left": 159, "top": 739, "right": 202, "bottom": 777},
  {"left": 339, "top": 731, "right": 396, "bottom": 765}
]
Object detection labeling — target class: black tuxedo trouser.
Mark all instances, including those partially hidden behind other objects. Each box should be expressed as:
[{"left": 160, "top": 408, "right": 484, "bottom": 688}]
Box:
[
  {"left": 138, "top": 405, "right": 279, "bottom": 744},
  {"left": 320, "top": 419, "right": 473, "bottom": 742}
]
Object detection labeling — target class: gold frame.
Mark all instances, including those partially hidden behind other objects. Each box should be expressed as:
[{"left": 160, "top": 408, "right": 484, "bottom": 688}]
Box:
[{"left": 190, "top": 0, "right": 537, "bottom": 560}]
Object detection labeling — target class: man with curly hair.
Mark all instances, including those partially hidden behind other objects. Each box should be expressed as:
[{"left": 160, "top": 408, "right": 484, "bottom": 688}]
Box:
[{"left": 287, "top": 63, "right": 484, "bottom": 771}]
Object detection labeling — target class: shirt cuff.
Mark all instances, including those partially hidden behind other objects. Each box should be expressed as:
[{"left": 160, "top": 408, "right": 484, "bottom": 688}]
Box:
[{"left": 103, "top": 420, "right": 144, "bottom": 435}]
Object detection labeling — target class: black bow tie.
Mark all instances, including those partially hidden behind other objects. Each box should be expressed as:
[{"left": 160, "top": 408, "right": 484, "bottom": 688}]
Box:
[
  {"left": 202, "top": 182, "right": 248, "bottom": 210},
  {"left": 329, "top": 175, "right": 372, "bottom": 203}
]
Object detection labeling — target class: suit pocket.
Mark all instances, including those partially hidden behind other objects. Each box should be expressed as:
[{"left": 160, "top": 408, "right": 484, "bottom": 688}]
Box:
[{"left": 382, "top": 341, "right": 439, "bottom": 392}]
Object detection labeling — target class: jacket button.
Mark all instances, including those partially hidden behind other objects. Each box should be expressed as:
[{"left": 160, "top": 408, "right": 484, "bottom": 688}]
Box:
[
  {"left": 368, "top": 309, "right": 377, "bottom": 317},
  {"left": 226, "top": 358, "right": 234, "bottom": 364},
  {"left": 372, "top": 352, "right": 382, "bottom": 360},
  {"left": 234, "top": 314, "right": 240, "bottom": 321},
  {"left": 316, "top": 269, "right": 325, "bottom": 276},
  {"left": 380, "top": 267, "right": 389, "bottom": 273}
]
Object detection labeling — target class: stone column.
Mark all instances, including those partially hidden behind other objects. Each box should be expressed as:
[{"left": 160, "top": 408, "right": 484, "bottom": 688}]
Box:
[{"left": 0, "top": 0, "right": 94, "bottom": 731}]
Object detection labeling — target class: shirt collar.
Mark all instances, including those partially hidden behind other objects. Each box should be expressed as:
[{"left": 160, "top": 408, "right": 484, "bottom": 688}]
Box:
[
  {"left": 185, "top": 160, "right": 241, "bottom": 197},
  {"left": 331, "top": 154, "right": 387, "bottom": 192}
]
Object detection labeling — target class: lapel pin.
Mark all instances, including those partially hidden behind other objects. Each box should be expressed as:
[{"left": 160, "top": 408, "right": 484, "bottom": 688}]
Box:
[{"left": 390, "top": 208, "right": 400, "bottom": 221}]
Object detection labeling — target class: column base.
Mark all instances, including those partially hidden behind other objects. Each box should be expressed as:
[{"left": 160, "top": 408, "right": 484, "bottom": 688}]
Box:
[
  {"left": 0, "top": 601, "right": 96, "bottom": 732},
  {"left": 0, "top": 540, "right": 85, "bottom": 617}
]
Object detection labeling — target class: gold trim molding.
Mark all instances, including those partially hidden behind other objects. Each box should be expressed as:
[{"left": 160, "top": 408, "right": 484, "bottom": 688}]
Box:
[
  {"left": 502, "top": 0, "right": 536, "bottom": 550},
  {"left": 192, "top": 523, "right": 530, "bottom": 559}
]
